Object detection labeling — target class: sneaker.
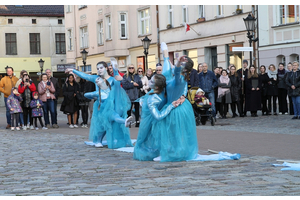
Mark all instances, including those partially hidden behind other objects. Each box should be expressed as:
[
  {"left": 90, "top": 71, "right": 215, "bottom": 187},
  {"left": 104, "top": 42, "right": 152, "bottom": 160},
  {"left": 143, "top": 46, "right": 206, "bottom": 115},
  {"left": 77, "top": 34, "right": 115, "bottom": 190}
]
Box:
[
  {"left": 69, "top": 124, "right": 74, "bottom": 128},
  {"left": 35, "top": 127, "right": 39, "bottom": 130},
  {"left": 16, "top": 127, "right": 20, "bottom": 131},
  {"left": 11, "top": 127, "right": 15, "bottom": 131},
  {"left": 42, "top": 127, "right": 48, "bottom": 130},
  {"left": 23, "top": 126, "right": 27, "bottom": 131},
  {"left": 27, "top": 124, "right": 30, "bottom": 129},
  {"left": 85, "top": 124, "right": 88, "bottom": 128},
  {"left": 30, "top": 125, "right": 34, "bottom": 130},
  {"left": 279, "top": 112, "right": 283, "bottom": 115},
  {"left": 95, "top": 143, "right": 103, "bottom": 148},
  {"left": 74, "top": 124, "right": 78, "bottom": 128},
  {"left": 81, "top": 124, "right": 85, "bottom": 128},
  {"left": 46, "top": 124, "right": 51, "bottom": 129},
  {"left": 52, "top": 124, "right": 59, "bottom": 128}
]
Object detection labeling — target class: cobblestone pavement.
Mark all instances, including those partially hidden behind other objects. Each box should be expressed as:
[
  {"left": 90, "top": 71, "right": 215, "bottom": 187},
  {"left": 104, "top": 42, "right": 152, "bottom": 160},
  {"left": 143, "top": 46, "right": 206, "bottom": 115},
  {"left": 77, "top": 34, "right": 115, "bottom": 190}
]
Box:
[{"left": 1, "top": 129, "right": 300, "bottom": 196}]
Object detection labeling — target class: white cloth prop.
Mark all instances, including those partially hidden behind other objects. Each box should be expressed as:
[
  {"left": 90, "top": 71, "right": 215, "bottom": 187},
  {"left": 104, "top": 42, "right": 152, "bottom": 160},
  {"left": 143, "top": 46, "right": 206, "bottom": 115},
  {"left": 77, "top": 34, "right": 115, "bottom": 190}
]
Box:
[
  {"left": 273, "top": 162, "right": 300, "bottom": 171},
  {"left": 85, "top": 139, "right": 136, "bottom": 147}
]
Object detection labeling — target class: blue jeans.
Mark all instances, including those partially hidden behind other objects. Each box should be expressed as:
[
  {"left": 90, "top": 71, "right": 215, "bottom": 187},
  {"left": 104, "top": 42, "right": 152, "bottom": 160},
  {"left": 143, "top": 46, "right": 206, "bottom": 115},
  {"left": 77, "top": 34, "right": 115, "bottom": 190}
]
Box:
[
  {"left": 205, "top": 91, "right": 216, "bottom": 117},
  {"left": 42, "top": 99, "right": 56, "bottom": 126},
  {"left": 291, "top": 96, "right": 300, "bottom": 117},
  {"left": 4, "top": 97, "right": 11, "bottom": 125},
  {"left": 19, "top": 112, "right": 24, "bottom": 125}
]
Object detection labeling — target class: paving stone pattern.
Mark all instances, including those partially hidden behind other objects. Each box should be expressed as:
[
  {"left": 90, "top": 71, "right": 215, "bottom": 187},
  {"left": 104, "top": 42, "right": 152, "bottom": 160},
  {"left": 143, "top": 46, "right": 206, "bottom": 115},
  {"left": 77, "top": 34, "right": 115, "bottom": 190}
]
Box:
[{"left": 0, "top": 129, "right": 300, "bottom": 196}]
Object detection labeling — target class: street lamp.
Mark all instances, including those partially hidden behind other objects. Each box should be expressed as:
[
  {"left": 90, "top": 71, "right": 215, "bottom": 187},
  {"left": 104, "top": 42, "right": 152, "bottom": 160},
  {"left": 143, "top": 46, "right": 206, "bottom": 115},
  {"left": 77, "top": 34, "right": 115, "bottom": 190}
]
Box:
[
  {"left": 38, "top": 59, "right": 45, "bottom": 79},
  {"left": 141, "top": 36, "right": 151, "bottom": 70},
  {"left": 80, "top": 49, "right": 88, "bottom": 72},
  {"left": 243, "top": 13, "right": 258, "bottom": 66}
]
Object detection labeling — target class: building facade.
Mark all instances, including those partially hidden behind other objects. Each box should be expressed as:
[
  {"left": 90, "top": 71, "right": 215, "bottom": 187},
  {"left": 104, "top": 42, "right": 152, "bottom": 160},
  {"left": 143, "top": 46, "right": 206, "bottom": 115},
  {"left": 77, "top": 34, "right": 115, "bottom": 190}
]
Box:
[
  {"left": 64, "top": 5, "right": 159, "bottom": 74},
  {"left": 158, "top": 5, "right": 256, "bottom": 70},
  {"left": 258, "top": 5, "right": 300, "bottom": 68}
]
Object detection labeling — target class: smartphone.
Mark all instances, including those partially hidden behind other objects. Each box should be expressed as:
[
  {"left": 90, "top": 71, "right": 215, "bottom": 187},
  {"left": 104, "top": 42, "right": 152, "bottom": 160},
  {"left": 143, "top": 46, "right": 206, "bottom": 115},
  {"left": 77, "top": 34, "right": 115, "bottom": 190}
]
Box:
[{"left": 47, "top": 81, "right": 51, "bottom": 86}]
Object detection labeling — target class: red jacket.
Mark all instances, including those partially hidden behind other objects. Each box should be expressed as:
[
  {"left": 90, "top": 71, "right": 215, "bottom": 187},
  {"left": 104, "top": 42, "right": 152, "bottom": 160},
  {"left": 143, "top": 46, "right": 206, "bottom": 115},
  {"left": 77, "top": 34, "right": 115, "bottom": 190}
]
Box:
[{"left": 18, "top": 81, "right": 36, "bottom": 94}]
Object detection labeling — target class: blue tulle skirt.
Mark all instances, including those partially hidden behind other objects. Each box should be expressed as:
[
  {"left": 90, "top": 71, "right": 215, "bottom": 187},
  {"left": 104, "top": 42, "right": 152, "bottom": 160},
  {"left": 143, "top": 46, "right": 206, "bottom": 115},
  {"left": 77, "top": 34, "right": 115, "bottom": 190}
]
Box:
[
  {"left": 133, "top": 94, "right": 160, "bottom": 161},
  {"left": 88, "top": 85, "right": 132, "bottom": 149},
  {"left": 157, "top": 100, "right": 199, "bottom": 162}
]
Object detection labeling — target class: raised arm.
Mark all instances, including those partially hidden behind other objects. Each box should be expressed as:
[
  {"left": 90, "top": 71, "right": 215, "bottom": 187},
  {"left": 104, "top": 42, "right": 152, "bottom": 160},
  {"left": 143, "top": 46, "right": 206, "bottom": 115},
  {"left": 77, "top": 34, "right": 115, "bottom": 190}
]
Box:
[{"left": 71, "top": 69, "right": 97, "bottom": 83}]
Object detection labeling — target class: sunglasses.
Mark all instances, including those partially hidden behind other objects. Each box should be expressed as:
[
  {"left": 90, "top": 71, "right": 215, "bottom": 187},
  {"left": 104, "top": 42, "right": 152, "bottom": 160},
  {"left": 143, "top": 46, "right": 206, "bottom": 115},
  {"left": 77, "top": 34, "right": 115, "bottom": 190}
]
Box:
[
  {"left": 23, "top": 74, "right": 28, "bottom": 76},
  {"left": 128, "top": 67, "right": 134, "bottom": 69},
  {"left": 138, "top": 71, "right": 143, "bottom": 72},
  {"left": 156, "top": 70, "right": 162, "bottom": 71}
]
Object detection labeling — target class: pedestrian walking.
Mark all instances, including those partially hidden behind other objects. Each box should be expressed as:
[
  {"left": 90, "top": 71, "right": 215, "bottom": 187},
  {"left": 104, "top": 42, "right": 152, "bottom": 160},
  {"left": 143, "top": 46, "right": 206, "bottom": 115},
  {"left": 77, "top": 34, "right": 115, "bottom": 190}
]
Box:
[
  {"left": 285, "top": 61, "right": 300, "bottom": 119},
  {"left": 30, "top": 91, "right": 47, "bottom": 130},
  {"left": 121, "top": 64, "right": 143, "bottom": 127},
  {"left": 38, "top": 73, "right": 56, "bottom": 129},
  {"left": 259, "top": 65, "right": 269, "bottom": 115},
  {"left": 217, "top": 69, "right": 232, "bottom": 119},
  {"left": 18, "top": 74, "right": 36, "bottom": 130},
  {"left": 45, "top": 69, "right": 60, "bottom": 128},
  {"left": 277, "top": 63, "right": 288, "bottom": 115},
  {"left": 6, "top": 87, "right": 23, "bottom": 131},
  {"left": 245, "top": 65, "right": 262, "bottom": 117},
  {"left": 266, "top": 64, "right": 279, "bottom": 115},
  {"left": 60, "top": 74, "right": 80, "bottom": 128},
  {"left": 0, "top": 67, "right": 19, "bottom": 129},
  {"left": 229, "top": 65, "right": 242, "bottom": 117}
]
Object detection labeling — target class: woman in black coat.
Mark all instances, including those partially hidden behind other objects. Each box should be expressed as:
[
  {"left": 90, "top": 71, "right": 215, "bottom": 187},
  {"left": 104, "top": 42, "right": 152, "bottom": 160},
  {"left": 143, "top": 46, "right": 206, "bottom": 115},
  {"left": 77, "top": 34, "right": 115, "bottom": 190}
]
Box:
[
  {"left": 229, "top": 65, "right": 242, "bottom": 117},
  {"left": 60, "top": 74, "right": 80, "bottom": 128},
  {"left": 259, "top": 65, "right": 269, "bottom": 115},
  {"left": 266, "top": 64, "right": 279, "bottom": 115},
  {"left": 245, "top": 65, "right": 262, "bottom": 117},
  {"left": 277, "top": 63, "right": 288, "bottom": 115}
]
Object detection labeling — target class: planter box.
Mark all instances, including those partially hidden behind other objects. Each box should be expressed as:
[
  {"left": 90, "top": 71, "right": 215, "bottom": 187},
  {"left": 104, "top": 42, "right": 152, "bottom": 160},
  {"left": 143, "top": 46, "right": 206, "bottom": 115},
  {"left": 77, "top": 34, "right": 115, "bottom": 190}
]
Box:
[{"left": 197, "top": 18, "right": 205, "bottom": 23}]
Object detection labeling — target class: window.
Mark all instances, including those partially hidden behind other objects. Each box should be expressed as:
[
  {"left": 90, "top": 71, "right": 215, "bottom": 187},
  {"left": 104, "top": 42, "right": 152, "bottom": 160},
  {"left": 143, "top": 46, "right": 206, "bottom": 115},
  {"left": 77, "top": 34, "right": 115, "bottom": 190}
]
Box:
[
  {"left": 199, "top": 5, "right": 205, "bottom": 18},
  {"left": 139, "top": 8, "right": 150, "bottom": 35},
  {"left": 236, "top": 5, "right": 242, "bottom": 9},
  {"left": 217, "top": 5, "right": 223, "bottom": 16},
  {"left": 58, "top": 19, "right": 63, "bottom": 24},
  {"left": 280, "top": 5, "right": 300, "bottom": 24},
  {"left": 106, "top": 16, "right": 112, "bottom": 40},
  {"left": 29, "top": 33, "right": 40, "bottom": 54},
  {"left": 55, "top": 33, "right": 66, "bottom": 54},
  {"left": 32, "top": 19, "right": 36, "bottom": 24},
  {"left": 78, "top": 5, "right": 87, "bottom": 9},
  {"left": 5, "top": 33, "right": 17, "bottom": 55},
  {"left": 97, "top": 21, "right": 104, "bottom": 45},
  {"left": 80, "top": 26, "right": 88, "bottom": 48},
  {"left": 8, "top": 19, "right": 13, "bottom": 24},
  {"left": 66, "top": 5, "right": 72, "bottom": 13},
  {"left": 67, "top": 29, "right": 73, "bottom": 51},
  {"left": 81, "top": 65, "right": 91, "bottom": 72},
  {"left": 227, "top": 44, "right": 243, "bottom": 70},
  {"left": 182, "top": 5, "right": 188, "bottom": 23},
  {"left": 120, "top": 13, "right": 127, "bottom": 39},
  {"left": 168, "top": 5, "right": 173, "bottom": 25}
]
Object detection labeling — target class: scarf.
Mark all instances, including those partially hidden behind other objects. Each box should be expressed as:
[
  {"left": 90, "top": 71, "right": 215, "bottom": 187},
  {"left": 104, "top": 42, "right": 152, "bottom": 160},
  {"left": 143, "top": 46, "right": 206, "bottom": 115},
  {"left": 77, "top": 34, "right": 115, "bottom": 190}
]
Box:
[
  {"left": 268, "top": 70, "right": 278, "bottom": 79},
  {"left": 278, "top": 69, "right": 286, "bottom": 75},
  {"left": 218, "top": 75, "right": 230, "bottom": 98},
  {"left": 138, "top": 74, "right": 143, "bottom": 78}
]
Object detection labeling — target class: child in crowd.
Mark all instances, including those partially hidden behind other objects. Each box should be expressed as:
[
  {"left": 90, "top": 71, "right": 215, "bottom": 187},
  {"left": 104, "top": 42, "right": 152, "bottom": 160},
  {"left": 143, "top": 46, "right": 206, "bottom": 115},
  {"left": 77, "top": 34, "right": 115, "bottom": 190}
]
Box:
[
  {"left": 6, "top": 87, "right": 23, "bottom": 131},
  {"left": 30, "top": 91, "right": 47, "bottom": 130},
  {"left": 194, "top": 88, "right": 210, "bottom": 106}
]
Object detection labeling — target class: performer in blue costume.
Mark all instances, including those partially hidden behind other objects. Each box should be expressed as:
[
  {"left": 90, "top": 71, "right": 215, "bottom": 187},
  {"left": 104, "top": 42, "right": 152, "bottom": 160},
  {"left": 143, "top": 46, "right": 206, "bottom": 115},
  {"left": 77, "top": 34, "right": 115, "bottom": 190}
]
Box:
[
  {"left": 133, "top": 74, "right": 180, "bottom": 161},
  {"left": 66, "top": 59, "right": 133, "bottom": 149}
]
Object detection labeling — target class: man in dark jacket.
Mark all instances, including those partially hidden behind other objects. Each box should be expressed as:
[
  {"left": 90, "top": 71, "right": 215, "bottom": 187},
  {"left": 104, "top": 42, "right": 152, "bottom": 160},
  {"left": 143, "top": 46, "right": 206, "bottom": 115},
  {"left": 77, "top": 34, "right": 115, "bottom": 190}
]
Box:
[
  {"left": 45, "top": 69, "right": 60, "bottom": 128},
  {"left": 198, "top": 63, "right": 218, "bottom": 117},
  {"left": 121, "top": 64, "right": 143, "bottom": 127},
  {"left": 237, "top": 60, "right": 249, "bottom": 116},
  {"left": 187, "top": 68, "right": 199, "bottom": 90}
]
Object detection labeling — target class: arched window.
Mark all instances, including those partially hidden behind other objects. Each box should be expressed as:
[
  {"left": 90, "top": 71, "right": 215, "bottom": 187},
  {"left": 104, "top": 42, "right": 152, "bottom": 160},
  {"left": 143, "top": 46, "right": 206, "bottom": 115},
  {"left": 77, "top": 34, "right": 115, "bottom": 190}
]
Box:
[
  {"left": 290, "top": 54, "right": 299, "bottom": 63},
  {"left": 276, "top": 55, "right": 285, "bottom": 66}
]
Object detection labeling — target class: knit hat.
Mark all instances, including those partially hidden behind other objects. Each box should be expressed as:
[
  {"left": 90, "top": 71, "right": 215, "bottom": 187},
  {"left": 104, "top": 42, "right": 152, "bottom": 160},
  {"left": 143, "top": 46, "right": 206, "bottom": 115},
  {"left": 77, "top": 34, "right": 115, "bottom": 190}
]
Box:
[
  {"left": 32, "top": 91, "right": 38, "bottom": 98},
  {"left": 196, "top": 88, "right": 205, "bottom": 95}
]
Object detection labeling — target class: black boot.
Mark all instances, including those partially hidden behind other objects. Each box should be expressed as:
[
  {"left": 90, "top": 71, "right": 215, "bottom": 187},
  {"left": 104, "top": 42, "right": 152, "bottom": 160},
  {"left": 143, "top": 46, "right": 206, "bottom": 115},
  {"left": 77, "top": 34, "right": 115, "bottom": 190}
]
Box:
[{"left": 135, "top": 121, "right": 140, "bottom": 127}]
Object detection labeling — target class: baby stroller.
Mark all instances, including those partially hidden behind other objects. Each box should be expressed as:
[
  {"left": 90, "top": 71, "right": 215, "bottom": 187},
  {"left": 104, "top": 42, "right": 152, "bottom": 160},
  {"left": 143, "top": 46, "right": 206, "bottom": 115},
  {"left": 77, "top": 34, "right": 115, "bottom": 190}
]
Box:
[{"left": 187, "top": 87, "right": 215, "bottom": 126}]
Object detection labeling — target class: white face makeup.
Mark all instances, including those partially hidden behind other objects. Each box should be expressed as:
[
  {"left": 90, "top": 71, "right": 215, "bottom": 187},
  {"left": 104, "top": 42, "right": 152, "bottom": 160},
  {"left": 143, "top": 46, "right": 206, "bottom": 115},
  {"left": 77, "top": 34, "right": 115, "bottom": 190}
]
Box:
[
  {"left": 148, "top": 75, "right": 155, "bottom": 89},
  {"left": 97, "top": 64, "right": 107, "bottom": 76},
  {"left": 95, "top": 77, "right": 109, "bottom": 90}
]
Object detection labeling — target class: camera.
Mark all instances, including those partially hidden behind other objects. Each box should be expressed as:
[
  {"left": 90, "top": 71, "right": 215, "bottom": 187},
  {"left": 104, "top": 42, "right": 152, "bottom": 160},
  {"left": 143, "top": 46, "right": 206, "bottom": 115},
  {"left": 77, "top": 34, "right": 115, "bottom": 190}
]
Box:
[{"left": 25, "top": 79, "right": 29, "bottom": 82}]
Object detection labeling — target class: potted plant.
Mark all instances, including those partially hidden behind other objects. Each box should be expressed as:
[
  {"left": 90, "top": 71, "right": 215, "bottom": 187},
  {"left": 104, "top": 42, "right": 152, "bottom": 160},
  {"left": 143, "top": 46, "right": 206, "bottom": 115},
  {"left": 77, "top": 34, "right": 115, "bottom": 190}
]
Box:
[
  {"left": 236, "top": 8, "right": 242, "bottom": 14},
  {"left": 197, "top": 17, "right": 205, "bottom": 23},
  {"left": 166, "top": 24, "right": 172, "bottom": 29}
]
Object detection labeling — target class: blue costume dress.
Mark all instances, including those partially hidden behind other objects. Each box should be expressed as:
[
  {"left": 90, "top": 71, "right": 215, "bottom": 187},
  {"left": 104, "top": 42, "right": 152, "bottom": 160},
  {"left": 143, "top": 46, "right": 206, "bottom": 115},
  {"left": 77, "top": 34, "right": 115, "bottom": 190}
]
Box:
[
  {"left": 72, "top": 69, "right": 132, "bottom": 149},
  {"left": 156, "top": 56, "right": 199, "bottom": 162}
]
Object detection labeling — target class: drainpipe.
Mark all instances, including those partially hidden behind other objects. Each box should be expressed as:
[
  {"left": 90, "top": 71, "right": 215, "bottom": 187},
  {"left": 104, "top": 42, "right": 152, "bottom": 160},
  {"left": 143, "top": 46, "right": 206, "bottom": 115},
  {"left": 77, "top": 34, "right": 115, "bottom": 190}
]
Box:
[
  {"left": 256, "top": 5, "right": 260, "bottom": 68},
  {"left": 156, "top": 5, "right": 161, "bottom": 63},
  {"left": 252, "top": 5, "right": 257, "bottom": 67}
]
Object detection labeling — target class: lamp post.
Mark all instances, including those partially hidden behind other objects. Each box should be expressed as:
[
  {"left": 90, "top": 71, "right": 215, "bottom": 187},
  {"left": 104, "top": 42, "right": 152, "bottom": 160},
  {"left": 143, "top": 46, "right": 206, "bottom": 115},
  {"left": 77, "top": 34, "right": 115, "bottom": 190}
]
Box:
[
  {"left": 141, "top": 36, "right": 151, "bottom": 70},
  {"left": 80, "top": 49, "right": 88, "bottom": 72},
  {"left": 38, "top": 58, "right": 44, "bottom": 79},
  {"left": 243, "top": 13, "right": 258, "bottom": 67}
]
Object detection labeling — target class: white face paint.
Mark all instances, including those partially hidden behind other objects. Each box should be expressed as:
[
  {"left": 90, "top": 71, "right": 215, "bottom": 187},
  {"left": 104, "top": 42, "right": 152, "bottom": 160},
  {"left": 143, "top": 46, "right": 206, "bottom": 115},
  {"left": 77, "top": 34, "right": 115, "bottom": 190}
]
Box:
[
  {"left": 148, "top": 75, "right": 155, "bottom": 89},
  {"left": 95, "top": 77, "right": 109, "bottom": 90},
  {"left": 97, "top": 64, "right": 107, "bottom": 77}
]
